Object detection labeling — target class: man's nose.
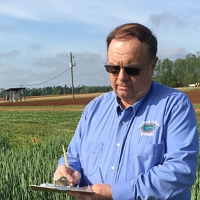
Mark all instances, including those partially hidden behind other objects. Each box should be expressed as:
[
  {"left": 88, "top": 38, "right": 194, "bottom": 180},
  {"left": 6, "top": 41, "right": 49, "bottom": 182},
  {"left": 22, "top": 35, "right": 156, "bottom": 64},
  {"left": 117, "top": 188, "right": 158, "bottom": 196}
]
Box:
[{"left": 117, "top": 68, "right": 129, "bottom": 81}]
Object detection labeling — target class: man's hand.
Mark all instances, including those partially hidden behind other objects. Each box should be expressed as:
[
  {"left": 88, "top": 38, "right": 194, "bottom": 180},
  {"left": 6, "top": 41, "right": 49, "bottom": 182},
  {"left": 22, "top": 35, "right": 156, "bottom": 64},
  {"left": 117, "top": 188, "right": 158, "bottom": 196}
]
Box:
[
  {"left": 53, "top": 165, "right": 81, "bottom": 186},
  {"left": 67, "top": 183, "right": 113, "bottom": 200}
]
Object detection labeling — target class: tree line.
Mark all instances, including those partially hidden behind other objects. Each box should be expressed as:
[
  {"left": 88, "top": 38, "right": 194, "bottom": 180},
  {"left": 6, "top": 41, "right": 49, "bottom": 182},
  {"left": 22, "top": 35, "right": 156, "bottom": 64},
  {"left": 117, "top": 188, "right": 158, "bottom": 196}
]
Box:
[
  {"left": 24, "top": 85, "right": 112, "bottom": 96},
  {"left": 25, "top": 53, "right": 200, "bottom": 96},
  {"left": 153, "top": 53, "right": 200, "bottom": 87},
  {"left": 0, "top": 53, "right": 200, "bottom": 98}
]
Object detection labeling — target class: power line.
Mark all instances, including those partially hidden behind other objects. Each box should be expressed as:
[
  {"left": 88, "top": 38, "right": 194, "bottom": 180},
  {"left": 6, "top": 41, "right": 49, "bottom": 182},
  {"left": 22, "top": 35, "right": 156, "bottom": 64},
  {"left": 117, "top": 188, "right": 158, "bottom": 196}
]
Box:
[{"left": 22, "top": 67, "right": 71, "bottom": 87}]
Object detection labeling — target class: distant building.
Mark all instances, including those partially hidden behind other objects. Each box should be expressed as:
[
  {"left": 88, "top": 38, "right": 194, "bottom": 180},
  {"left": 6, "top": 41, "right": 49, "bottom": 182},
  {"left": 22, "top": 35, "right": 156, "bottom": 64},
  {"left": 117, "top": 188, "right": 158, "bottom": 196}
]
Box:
[{"left": 2, "top": 87, "right": 26, "bottom": 102}]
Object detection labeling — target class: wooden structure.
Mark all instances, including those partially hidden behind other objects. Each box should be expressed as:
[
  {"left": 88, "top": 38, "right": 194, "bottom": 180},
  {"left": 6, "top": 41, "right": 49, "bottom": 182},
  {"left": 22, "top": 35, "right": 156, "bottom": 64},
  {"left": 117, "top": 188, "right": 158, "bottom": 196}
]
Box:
[{"left": 3, "top": 87, "right": 26, "bottom": 102}]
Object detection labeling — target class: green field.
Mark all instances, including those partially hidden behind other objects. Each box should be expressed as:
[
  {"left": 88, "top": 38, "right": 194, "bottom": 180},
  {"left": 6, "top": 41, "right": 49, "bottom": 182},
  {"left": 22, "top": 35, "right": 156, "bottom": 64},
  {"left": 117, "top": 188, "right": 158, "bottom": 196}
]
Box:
[
  {"left": 0, "top": 108, "right": 200, "bottom": 199},
  {"left": 0, "top": 110, "right": 80, "bottom": 199}
]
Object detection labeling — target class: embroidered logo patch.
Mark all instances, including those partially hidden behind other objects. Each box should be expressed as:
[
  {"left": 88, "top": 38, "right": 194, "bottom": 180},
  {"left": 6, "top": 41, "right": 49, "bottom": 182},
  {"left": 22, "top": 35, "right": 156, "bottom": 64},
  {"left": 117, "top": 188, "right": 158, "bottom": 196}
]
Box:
[{"left": 139, "top": 121, "right": 159, "bottom": 136}]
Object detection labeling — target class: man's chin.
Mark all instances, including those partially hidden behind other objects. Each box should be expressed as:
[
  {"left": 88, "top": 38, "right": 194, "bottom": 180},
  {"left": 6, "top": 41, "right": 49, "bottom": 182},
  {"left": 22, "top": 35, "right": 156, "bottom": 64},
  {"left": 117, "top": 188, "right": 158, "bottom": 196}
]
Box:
[
  {"left": 117, "top": 91, "right": 132, "bottom": 99},
  {"left": 117, "top": 87, "right": 131, "bottom": 93}
]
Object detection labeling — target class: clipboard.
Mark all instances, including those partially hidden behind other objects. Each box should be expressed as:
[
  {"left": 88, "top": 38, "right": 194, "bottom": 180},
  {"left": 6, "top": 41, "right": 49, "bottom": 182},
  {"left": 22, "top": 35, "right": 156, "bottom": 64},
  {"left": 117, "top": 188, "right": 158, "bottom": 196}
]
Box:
[{"left": 29, "top": 183, "right": 94, "bottom": 194}]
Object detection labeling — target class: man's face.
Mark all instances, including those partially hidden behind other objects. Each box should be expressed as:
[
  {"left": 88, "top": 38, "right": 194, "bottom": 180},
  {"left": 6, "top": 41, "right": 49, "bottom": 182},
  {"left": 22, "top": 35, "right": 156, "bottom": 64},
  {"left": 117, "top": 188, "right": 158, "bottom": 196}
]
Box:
[{"left": 107, "top": 38, "right": 157, "bottom": 107}]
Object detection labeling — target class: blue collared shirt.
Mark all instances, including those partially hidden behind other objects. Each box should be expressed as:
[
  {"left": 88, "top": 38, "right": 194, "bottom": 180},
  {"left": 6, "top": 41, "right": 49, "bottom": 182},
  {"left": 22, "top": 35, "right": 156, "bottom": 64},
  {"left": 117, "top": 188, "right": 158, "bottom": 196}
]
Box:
[{"left": 58, "top": 81, "right": 199, "bottom": 200}]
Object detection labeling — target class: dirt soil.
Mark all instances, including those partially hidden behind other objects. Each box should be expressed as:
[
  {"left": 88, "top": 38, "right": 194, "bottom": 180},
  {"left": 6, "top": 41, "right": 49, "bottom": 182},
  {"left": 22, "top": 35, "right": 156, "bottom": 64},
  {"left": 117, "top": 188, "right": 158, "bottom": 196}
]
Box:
[
  {"left": 184, "top": 90, "right": 200, "bottom": 104},
  {"left": 184, "top": 90, "right": 200, "bottom": 112},
  {"left": 0, "top": 97, "right": 94, "bottom": 107},
  {"left": 0, "top": 90, "right": 199, "bottom": 111}
]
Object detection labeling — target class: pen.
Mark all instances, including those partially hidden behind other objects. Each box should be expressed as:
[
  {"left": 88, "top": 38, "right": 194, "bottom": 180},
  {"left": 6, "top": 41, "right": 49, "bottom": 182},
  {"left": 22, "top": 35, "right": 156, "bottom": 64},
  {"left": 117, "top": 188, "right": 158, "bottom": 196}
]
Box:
[{"left": 62, "top": 144, "right": 70, "bottom": 173}]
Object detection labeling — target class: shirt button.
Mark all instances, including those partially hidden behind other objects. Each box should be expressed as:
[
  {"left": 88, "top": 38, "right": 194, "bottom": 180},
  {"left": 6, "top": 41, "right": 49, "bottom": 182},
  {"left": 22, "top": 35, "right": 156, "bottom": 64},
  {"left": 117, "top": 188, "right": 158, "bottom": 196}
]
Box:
[
  {"left": 111, "top": 166, "right": 115, "bottom": 170},
  {"left": 122, "top": 121, "right": 126, "bottom": 124},
  {"left": 116, "top": 143, "right": 120, "bottom": 147}
]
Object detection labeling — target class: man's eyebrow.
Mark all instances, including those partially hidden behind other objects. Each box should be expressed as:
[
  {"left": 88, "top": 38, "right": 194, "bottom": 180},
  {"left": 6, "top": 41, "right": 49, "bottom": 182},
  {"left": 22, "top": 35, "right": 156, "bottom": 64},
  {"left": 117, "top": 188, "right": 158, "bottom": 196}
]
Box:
[{"left": 127, "top": 59, "right": 138, "bottom": 65}]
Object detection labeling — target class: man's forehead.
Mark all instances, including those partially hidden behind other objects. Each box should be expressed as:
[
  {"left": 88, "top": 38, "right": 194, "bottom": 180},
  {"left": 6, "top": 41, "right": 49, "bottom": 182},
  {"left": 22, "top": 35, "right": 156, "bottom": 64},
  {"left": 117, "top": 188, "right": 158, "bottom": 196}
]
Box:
[
  {"left": 107, "top": 39, "right": 149, "bottom": 63},
  {"left": 108, "top": 38, "right": 148, "bottom": 53}
]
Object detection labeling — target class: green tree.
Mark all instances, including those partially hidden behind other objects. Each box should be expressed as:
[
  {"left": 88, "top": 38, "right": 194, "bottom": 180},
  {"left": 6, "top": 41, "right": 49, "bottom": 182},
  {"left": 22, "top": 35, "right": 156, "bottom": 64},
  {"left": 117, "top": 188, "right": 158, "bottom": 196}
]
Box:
[
  {"left": 174, "top": 58, "right": 186, "bottom": 87},
  {"left": 154, "top": 58, "right": 176, "bottom": 87},
  {"left": 185, "top": 54, "right": 198, "bottom": 84}
]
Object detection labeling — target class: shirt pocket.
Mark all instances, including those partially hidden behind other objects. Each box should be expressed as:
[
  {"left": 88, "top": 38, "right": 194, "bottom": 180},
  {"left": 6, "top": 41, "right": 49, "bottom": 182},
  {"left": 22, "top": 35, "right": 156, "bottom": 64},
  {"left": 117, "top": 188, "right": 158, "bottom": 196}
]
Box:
[
  {"left": 80, "top": 142, "right": 103, "bottom": 176},
  {"left": 128, "top": 143, "right": 164, "bottom": 177}
]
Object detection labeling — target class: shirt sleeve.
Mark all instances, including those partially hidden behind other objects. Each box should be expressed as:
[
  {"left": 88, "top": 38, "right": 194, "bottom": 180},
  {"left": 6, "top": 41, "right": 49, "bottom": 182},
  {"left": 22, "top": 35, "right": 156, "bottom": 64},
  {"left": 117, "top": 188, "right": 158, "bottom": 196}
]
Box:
[
  {"left": 57, "top": 108, "right": 88, "bottom": 176},
  {"left": 111, "top": 100, "right": 199, "bottom": 200}
]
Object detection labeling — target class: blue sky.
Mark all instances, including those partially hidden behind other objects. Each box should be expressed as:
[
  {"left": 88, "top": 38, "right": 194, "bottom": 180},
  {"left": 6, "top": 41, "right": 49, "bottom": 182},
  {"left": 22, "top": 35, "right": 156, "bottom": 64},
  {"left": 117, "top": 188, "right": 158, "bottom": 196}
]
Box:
[{"left": 0, "top": 0, "right": 200, "bottom": 89}]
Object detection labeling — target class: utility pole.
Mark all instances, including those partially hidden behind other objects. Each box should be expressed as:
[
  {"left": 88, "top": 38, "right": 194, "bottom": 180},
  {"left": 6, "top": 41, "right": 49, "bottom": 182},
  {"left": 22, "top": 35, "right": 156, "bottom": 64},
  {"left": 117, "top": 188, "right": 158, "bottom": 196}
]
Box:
[{"left": 69, "top": 52, "right": 76, "bottom": 98}]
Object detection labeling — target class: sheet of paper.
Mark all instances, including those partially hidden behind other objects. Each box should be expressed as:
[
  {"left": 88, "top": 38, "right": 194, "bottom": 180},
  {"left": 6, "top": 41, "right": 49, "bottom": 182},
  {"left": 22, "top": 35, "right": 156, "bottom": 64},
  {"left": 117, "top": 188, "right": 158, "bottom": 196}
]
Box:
[{"left": 29, "top": 183, "right": 94, "bottom": 194}]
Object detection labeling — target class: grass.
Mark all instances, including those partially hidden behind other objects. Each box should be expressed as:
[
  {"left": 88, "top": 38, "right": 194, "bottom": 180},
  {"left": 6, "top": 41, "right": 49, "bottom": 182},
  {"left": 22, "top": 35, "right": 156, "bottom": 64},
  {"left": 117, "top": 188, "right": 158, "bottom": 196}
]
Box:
[
  {"left": 194, "top": 104, "right": 200, "bottom": 109},
  {"left": 0, "top": 102, "right": 199, "bottom": 199},
  {"left": 0, "top": 110, "right": 82, "bottom": 149},
  {"left": 0, "top": 109, "right": 82, "bottom": 199}
]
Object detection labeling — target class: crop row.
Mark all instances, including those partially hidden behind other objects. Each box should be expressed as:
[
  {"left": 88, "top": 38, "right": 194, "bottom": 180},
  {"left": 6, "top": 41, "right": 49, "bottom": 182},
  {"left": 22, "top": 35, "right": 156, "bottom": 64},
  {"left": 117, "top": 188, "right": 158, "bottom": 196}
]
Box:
[
  {"left": 0, "top": 110, "right": 199, "bottom": 199},
  {"left": 0, "top": 136, "right": 75, "bottom": 199}
]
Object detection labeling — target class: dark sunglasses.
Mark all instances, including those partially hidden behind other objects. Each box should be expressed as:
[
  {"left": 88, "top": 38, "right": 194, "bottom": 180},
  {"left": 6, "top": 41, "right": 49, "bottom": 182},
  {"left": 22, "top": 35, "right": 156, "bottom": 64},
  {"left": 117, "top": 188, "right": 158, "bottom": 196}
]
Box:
[{"left": 104, "top": 65, "right": 142, "bottom": 76}]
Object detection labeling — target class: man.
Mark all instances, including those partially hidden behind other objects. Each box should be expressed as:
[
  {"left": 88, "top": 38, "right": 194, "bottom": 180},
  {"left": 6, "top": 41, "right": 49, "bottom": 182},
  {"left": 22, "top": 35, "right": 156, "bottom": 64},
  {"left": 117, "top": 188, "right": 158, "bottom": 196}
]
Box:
[{"left": 54, "top": 23, "right": 199, "bottom": 200}]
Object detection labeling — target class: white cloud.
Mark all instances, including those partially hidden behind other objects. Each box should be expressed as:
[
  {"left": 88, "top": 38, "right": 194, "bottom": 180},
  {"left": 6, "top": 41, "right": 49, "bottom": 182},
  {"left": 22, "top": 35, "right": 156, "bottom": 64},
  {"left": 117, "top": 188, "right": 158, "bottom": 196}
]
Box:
[
  {"left": 0, "top": 1, "right": 115, "bottom": 24},
  {"left": 0, "top": 51, "right": 109, "bottom": 89},
  {"left": 0, "top": 0, "right": 200, "bottom": 89},
  {"left": 0, "top": 1, "right": 150, "bottom": 28},
  {"left": 0, "top": 24, "right": 16, "bottom": 33},
  {"left": 149, "top": 12, "right": 187, "bottom": 28},
  {"left": 0, "top": 50, "right": 21, "bottom": 59},
  {"left": 28, "top": 44, "right": 44, "bottom": 51},
  {"left": 0, "top": 3, "right": 41, "bottom": 21},
  {"left": 158, "top": 46, "right": 188, "bottom": 60}
]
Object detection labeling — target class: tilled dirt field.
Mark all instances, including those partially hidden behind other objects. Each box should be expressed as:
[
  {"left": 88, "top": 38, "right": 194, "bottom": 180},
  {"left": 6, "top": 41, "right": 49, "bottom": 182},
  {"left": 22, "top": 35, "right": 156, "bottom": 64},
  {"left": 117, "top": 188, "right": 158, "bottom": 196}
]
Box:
[
  {"left": 0, "top": 97, "right": 94, "bottom": 107},
  {"left": 0, "top": 90, "right": 199, "bottom": 109},
  {"left": 184, "top": 90, "right": 200, "bottom": 104}
]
